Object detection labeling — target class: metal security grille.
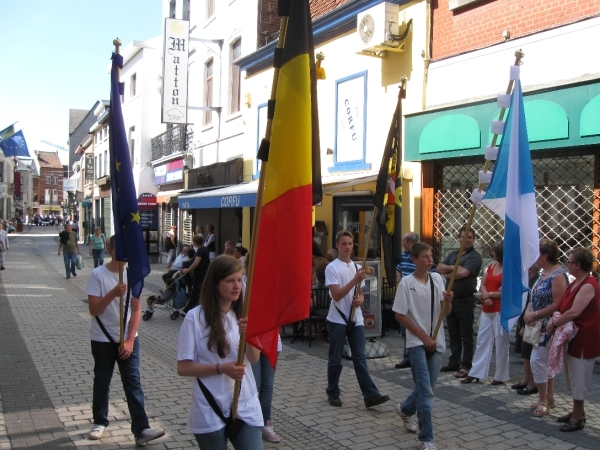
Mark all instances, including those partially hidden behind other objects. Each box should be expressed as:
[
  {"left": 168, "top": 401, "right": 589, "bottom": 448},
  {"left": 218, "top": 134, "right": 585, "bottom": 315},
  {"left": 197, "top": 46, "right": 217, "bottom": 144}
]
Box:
[
  {"left": 433, "top": 149, "right": 600, "bottom": 271},
  {"left": 182, "top": 210, "right": 193, "bottom": 246}
]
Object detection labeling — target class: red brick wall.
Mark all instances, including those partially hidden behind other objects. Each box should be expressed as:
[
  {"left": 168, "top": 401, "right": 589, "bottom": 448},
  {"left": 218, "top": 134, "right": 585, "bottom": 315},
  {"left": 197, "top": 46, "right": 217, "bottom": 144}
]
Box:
[
  {"left": 257, "top": 0, "right": 281, "bottom": 47},
  {"left": 37, "top": 167, "right": 64, "bottom": 207},
  {"left": 432, "top": 0, "right": 600, "bottom": 60}
]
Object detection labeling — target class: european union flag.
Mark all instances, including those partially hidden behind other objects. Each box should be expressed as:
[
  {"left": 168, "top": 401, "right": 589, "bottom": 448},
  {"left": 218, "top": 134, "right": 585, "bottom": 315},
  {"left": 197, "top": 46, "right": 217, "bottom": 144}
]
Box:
[
  {"left": 0, "top": 130, "right": 30, "bottom": 157},
  {"left": 109, "top": 52, "right": 150, "bottom": 299}
]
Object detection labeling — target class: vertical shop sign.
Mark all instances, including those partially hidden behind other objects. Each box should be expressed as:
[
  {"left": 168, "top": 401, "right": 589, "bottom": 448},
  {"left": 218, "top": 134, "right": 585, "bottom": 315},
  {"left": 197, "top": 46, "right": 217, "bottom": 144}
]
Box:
[{"left": 162, "top": 18, "right": 189, "bottom": 124}]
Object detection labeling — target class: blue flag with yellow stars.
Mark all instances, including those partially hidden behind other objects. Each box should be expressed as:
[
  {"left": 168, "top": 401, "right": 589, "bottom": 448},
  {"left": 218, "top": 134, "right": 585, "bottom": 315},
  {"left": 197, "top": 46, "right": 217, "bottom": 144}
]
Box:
[
  {"left": 109, "top": 52, "right": 150, "bottom": 299},
  {"left": 0, "top": 130, "right": 30, "bottom": 157}
]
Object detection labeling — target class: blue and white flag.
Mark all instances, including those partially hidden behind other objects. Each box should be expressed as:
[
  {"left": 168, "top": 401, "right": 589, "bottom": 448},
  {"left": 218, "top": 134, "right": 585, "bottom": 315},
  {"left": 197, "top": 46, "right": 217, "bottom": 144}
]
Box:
[{"left": 481, "top": 79, "right": 539, "bottom": 331}]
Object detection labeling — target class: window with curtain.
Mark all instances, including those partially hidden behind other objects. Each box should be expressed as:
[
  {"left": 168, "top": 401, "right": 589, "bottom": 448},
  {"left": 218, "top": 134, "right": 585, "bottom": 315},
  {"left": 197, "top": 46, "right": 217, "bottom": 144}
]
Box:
[
  {"left": 203, "top": 59, "right": 213, "bottom": 125},
  {"left": 230, "top": 39, "right": 241, "bottom": 114}
]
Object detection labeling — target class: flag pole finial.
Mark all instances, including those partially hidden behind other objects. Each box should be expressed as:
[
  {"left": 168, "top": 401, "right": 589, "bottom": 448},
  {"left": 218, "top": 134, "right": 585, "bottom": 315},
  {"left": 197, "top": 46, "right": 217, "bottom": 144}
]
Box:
[
  {"left": 515, "top": 49, "right": 525, "bottom": 60},
  {"left": 113, "top": 38, "right": 122, "bottom": 54}
]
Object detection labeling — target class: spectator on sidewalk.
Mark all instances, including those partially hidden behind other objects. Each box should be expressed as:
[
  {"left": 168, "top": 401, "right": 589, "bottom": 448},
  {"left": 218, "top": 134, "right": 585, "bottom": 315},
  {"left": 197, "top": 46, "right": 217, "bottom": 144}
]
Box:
[
  {"left": 436, "top": 226, "right": 482, "bottom": 378},
  {"left": 325, "top": 230, "right": 390, "bottom": 409},
  {"left": 165, "top": 225, "right": 178, "bottom": 267},
  {"left": 0, "top": 225, "right": 9, "bottom": 270},
  {"left": 204, "top": 224, "right": 216, "bottom": 260},
  {"left": 85, "top": 236, "right": 164, "bottom": 445},
  {"left": 162, "top": 245, "right": 191, "bottom": 286},
  {"left": 393, "top": 242, "right": 453, "bottom": 450},
  {"left": 58, "top": 224, "right": 80, "bottom": 279},
  {"left": 89, "top": 227, "right": 107, "bottom": 268},
  {"left": 181, "top": 235, "right": 210, "bottom": 314}
]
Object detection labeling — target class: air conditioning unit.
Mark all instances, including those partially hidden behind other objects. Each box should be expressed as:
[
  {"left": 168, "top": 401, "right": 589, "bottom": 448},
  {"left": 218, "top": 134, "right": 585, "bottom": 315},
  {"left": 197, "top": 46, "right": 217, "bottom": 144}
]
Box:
[{"left": 357, "top": 2, "right": 410, "bottom": 57}]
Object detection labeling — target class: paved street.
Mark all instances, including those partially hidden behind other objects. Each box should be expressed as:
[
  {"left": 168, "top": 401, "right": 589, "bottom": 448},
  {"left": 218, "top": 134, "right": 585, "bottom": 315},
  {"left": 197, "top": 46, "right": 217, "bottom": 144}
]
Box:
[{"left": 1, "top": 226, "right": 599, "bottom": 449}]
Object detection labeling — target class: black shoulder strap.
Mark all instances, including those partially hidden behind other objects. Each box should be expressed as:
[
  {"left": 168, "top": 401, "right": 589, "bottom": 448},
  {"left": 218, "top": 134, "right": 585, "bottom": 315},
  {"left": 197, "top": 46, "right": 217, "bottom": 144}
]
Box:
[
  {"left": 429, "top": 275, "right": 435, "bottom": 337},
  {"left": 197, "top": 378, "right": 228, "bottom": 424}
]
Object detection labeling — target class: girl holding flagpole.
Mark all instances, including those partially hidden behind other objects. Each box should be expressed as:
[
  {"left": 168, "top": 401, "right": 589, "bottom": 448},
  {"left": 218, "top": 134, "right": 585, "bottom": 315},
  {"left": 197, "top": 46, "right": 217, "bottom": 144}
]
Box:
[{"left": 177, "top": 256, "right": 263, "bottom": 449}]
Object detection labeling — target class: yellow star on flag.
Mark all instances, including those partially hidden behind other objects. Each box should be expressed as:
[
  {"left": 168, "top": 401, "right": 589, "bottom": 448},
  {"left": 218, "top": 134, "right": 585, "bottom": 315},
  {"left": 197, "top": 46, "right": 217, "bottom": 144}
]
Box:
[
  {"left": 131, "top": 211, "right": 141, "bottom": 224},
  {"left": 116, "top": 160, "right": 122, "bottom": 171}
]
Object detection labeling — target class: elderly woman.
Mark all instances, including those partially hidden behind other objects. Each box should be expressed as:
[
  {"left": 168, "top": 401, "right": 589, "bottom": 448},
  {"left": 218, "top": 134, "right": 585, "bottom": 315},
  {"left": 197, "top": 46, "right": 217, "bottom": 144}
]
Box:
[
  {"left": 546, "top": 247, "right": 600, "bottom": 432},
  {"left": 461, "top": 241, "right": 509, "bottom": 385},
  {"left": 522, "top": 239, "right": 568, "bottom": 417}
]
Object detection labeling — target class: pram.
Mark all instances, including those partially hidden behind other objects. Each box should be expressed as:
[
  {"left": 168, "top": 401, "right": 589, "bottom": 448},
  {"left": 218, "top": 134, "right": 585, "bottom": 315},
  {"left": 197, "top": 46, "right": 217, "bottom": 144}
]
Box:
[{"left": 142, "top": 272, "right": 188, "bottom": 321}]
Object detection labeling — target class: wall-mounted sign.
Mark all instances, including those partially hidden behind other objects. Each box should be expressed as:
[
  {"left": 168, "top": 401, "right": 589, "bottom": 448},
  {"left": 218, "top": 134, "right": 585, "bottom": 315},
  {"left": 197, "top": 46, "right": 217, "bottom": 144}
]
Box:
[
  {"left": 63, "top": 179, "right": 77, "bottom": 192},
  {"left": 138, "top": 193, "right": 158, "bottom": 230},
  {"left": 335, "top": 72, "right": 367, "bottom": 164},
  {"left": 162, "top": 18, "right": 189, "bottom": 124},
  {"left": 85, "top": 153, "right": 94, "bottom": 183},
  {"left": 154, "top": 159, "right": 184, "bottom": 185}
]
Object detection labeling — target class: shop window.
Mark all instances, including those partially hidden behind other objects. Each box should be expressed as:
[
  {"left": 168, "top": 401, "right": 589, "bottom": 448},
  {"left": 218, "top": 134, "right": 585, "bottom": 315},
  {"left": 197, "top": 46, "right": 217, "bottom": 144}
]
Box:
[
  {"left": 230, "top": 39, "right": 241, "bottom": 114},
  {"left": 333, "top": 195, "right": 378, "bottom": 259}
]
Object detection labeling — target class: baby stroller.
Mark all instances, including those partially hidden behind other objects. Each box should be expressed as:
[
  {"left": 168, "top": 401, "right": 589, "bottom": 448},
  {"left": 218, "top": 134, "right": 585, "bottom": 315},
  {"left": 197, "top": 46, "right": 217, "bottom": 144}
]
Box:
[{"left": 143, "top": 272, "right": 188, "bottom": 321}]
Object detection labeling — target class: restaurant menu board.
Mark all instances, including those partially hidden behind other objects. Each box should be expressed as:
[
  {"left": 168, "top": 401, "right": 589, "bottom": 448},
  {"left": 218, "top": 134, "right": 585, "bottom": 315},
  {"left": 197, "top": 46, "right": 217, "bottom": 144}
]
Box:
[
  {"left": 138, "top": 193, "right": 158, "bottom": 230},
  {"left": 359, "top": 260, "right": 382, "bottom": 338}
]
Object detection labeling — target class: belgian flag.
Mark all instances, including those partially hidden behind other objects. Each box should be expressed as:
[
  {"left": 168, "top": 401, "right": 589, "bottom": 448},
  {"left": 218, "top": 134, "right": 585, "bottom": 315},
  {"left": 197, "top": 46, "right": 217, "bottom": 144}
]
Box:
[{"left": 246, "top": 0, "right": 322, "bottom": 367}]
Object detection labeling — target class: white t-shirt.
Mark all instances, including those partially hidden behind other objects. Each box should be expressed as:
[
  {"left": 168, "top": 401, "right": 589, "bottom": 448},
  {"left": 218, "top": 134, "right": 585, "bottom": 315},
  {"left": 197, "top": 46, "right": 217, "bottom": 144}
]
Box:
[
  {"left": 325, "top": 258, "right": 365, "bottom": 326},
  {"left": 177, "top": 306, "right": 263, "bottom": 434},
  {"left": 86, "top": 265, "right": 134, "bottom": 342},
  {"left": 392, "top": 272, "right": 447, "bottom": 352}
]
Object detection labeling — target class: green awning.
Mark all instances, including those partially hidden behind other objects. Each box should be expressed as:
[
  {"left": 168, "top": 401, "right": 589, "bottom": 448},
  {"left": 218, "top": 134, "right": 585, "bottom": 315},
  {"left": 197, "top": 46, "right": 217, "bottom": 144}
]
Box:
[{"left": 405, "top": 79, "right": 600, "bottom": 162}]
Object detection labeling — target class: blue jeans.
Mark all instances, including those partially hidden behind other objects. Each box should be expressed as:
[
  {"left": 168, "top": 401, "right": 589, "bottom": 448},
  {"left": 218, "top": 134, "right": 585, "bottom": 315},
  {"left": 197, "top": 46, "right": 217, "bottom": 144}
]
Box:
[
  {"left": 63, "top": 252, "right": 77, "bottom": 278},
  {"left": 400, "top": 325, "right": 409, "bottom": 361},
  {"left": 91, "top": 338, "right": 150, "bottom": 437},
  {"left": 194, "top": 423, "right": 263, "bottom": 450},
  {"left": 92, "top": 248, "right": 104, "bottom": 267},
  {"left": 326, "top": 321, "right": 379, "bottom": 399},
  {"left": 252, "top": 353, "right": 276, "bottom": 424},
  {"left": 401, "top": 346, "right": 442, "bottom": 443}
]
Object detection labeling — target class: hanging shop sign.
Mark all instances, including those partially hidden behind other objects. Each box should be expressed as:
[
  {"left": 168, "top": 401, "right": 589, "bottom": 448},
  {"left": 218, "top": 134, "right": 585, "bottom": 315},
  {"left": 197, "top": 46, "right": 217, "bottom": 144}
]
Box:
[{"left": 162, "top": 18, "right": 189, "bottom": 124}]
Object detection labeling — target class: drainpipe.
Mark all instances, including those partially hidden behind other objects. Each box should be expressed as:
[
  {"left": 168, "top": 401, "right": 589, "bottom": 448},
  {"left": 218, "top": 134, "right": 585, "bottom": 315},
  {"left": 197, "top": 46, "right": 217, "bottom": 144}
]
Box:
[{"left": 422, "top": 0, "right": 432, "bottom": 111}]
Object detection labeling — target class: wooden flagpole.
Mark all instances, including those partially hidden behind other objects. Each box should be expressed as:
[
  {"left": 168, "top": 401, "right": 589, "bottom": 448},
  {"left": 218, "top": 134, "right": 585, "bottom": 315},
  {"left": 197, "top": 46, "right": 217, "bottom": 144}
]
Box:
[
  {"left": 113, "top": 37, "right": 125, "bottom": 348},
  {"left": 349, "top": 76, "right": 407, "bottom": 321},
  {"left": 231, "top": 15, "right": 290, "bottom": 420},
  {"left": 431, "top": 50, "right": 525, "bottom": 340}
]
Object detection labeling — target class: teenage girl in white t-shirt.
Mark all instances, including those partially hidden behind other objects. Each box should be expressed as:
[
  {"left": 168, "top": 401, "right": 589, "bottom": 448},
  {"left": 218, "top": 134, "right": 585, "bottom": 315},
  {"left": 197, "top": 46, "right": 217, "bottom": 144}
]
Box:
[{"left": 177, "top": 255, "right": 263, "bottom": 450}]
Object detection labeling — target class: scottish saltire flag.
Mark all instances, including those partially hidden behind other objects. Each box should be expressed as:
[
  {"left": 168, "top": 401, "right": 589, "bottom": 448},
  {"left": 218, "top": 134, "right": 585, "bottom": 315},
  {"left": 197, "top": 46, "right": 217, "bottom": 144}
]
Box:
[
  {"left": 0, "top": 130, "right": 30, "bottom": 157},
  {"left": 481, "top": 79, "right": 539, "bottom": 331},
  {"left": 109, "top": 52, "right": 150, "bottom": 299}
]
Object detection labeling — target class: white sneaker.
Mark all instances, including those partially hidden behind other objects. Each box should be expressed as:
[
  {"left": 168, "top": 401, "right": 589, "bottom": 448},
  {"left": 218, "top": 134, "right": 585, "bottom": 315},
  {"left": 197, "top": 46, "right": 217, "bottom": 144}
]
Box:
[
  {"left": 135, "top": 428, "right": 165, "bottom": 445},
  {"left": 262, "top": 420, "right": 281, "bottom": 443},
  {"left": 419, "top": 441, "right": 437, "bottom": 450},
  {"left": 395, "top": 403, "right": 418, "bottom": 433},
  {"left": 88, "top": 425, "right": 106, "bottom": 440}
]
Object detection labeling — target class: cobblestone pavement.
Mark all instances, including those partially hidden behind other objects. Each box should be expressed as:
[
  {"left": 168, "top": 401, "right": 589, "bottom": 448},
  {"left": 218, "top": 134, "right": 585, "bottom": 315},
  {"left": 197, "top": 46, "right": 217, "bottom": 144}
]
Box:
[{"left": 0, "top": 226, "right": 599, "bottom": 449}]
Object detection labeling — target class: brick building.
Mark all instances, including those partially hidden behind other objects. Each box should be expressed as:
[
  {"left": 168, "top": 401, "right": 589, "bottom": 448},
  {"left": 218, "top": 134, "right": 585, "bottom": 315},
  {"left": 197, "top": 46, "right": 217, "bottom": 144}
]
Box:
[
  {"left": 36, "top": 151, "right": 64, "bottom": 217},
  {"left": 404, "top": 0, "right": 600, "bottom": 263}
]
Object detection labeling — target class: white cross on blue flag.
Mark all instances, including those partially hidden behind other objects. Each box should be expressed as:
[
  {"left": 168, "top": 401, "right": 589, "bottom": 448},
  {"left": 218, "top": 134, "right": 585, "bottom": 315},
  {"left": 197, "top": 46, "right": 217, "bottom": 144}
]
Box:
[{"left": 481, "top": 79, "right": 539, "bottom": 331}]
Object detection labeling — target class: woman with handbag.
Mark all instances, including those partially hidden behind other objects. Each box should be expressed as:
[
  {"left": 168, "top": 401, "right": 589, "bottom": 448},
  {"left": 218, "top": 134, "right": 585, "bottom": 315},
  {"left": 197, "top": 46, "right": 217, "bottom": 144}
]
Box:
[
  {"left": 177, "top": 256, "right": 263, "bottom": 449},
  {"left": 546, "top": 247, "right": 600, "bottom": 432},
  {"left": 461, "top": 241, "right": 509, "bottom": 385},
  {"left": 522, "top": 239, "right": 568, "bottom": 417}
]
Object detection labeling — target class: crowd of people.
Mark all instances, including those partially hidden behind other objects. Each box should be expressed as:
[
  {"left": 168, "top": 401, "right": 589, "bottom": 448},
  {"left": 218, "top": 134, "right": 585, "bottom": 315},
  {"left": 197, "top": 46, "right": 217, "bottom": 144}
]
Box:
[{"left": 47, "top": 219, "right": 597, "bottom": 450}]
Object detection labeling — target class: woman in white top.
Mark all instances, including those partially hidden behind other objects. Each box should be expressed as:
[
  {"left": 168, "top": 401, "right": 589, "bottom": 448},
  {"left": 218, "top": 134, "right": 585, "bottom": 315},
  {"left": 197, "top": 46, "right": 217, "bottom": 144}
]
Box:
[{"left": 177, "top": 256, "right": 263, "bottom": 450}]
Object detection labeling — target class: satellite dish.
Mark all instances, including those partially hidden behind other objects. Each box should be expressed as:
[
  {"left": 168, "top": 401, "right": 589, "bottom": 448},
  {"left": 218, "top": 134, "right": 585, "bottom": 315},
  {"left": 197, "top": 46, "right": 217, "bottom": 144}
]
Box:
[{"left": 359, "top": 14, "right": 375, "bottom": 44}]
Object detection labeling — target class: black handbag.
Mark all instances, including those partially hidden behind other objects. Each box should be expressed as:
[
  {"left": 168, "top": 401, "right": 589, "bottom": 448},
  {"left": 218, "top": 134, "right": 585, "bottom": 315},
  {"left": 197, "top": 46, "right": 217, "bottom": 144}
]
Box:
[{"left": 196, "top": 378, "right": 245, "bottom": 439}]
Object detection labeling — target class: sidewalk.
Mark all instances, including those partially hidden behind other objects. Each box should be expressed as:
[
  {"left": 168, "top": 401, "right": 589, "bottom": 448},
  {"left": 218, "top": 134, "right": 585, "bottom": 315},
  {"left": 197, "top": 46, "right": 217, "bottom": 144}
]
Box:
[{"left": 0, "top": 226, "right": 598, "bottom": 449}]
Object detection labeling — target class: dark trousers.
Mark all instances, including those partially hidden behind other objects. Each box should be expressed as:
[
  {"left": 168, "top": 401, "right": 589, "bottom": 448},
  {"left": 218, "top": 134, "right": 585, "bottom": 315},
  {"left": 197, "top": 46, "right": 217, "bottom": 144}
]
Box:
[{"left": 445, "top": 298, "right": 475, "bottom": 370}]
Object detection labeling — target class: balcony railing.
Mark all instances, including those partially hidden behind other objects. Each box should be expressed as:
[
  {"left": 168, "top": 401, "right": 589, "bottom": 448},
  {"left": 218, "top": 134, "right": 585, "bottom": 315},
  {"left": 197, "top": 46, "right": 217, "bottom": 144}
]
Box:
[{"left": 151, "top": 124, "right": 194, "bottom": 162}]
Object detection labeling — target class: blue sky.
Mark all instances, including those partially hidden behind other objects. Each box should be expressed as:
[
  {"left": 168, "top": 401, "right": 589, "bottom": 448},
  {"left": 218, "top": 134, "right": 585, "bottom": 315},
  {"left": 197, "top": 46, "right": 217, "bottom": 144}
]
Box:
[{"left": 0, "top": 0, "right": 162, "bottom": 163}]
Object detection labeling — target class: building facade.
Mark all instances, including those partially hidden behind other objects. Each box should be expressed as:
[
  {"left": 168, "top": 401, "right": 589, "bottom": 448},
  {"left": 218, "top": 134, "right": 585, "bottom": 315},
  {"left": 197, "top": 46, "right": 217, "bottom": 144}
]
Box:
[{"left": 37, "top": 151, "right": 64, "bottom": 216}]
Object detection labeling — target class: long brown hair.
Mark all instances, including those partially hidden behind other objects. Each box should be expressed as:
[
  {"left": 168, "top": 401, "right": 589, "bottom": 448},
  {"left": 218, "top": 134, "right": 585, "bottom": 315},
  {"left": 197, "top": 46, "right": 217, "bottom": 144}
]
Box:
[{"left": 200, "top": 255, "right": 243, "bottom": 358}]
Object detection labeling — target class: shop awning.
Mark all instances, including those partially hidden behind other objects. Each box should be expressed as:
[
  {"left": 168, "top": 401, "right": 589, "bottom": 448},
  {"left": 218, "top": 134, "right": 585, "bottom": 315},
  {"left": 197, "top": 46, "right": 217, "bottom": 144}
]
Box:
[
  {"left": 322, "top": 172, "right": 378, "bottom": 193},
  {"left": 179, "top": 182, "right": 258, "bottom": 209},
  {"left": 156, "top": 188, "right": 183, "bottom": 204}
]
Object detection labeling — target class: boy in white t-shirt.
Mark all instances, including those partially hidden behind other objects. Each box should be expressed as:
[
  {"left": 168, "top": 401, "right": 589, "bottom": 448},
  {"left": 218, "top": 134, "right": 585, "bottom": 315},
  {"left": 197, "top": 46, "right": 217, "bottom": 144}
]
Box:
[
  {"left": 85, "top": 236, "right": 164, "bottom": 445},
  {"left": 392, "top": 242, "right": 453, "bottom": 450},
  {"left": 325, "top": 230, "right": 389, "bottom": 409}
]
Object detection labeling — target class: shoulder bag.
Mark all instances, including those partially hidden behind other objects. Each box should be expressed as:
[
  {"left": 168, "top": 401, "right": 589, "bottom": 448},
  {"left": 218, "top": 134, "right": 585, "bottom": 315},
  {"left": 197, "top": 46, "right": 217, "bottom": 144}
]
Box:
[
  {"left": 522, "top": 302, "right": 542, "bottom": 347},
  {"left": 196, "top": 378, "right": 244, "bottom": 439}
]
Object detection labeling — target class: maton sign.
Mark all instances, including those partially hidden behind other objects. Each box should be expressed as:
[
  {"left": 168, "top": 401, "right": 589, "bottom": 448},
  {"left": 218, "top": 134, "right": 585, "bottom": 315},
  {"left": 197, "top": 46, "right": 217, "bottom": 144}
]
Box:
[
  {"left": 162, "top": 18, "right": 189, "bottom": 124},
  {"left": 154, "top": 159, "right": 183, "bottom": 185}
]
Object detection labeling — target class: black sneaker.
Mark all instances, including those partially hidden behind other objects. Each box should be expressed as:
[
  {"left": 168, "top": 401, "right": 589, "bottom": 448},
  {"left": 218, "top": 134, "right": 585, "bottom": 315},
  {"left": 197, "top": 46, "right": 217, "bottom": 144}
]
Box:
[
  {"left": 364, "top": 394, "right": 390, "bottom": 408},
  {"left": 72, "top": 272, "right": 77, "bottom": 277},
  {"left": 328, "top": 395, "right": 342, "bottom": 407},
  {"left": 395, "top": 360, "right": 411, "bottom": 369}
]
